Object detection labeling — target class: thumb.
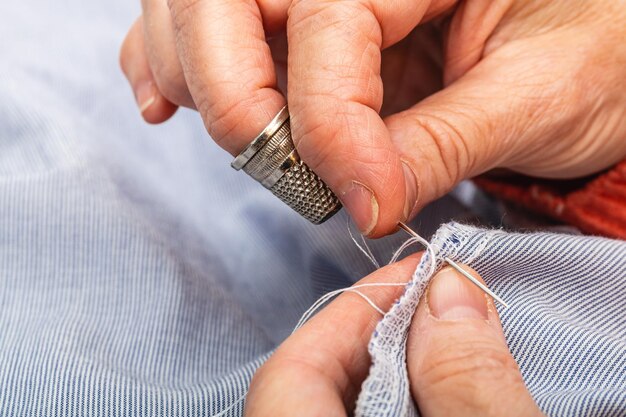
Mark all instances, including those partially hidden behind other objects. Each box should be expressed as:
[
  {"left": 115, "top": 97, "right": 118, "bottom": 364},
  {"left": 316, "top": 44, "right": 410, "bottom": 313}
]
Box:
[
  {"left": 407, "top": 265, "right": 544, "bottom": 417},
  {"left": 385, "top": 43, "right": 569, "bottom": 218}
]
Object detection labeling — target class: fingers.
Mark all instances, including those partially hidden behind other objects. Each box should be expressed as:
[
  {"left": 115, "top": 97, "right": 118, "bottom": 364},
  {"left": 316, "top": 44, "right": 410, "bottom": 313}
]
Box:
[
  {"left": 119, "top": 17, "right": 178, "bottom": 123},
  {"left": 245, "top": 254, "right": 421, "bottom": 417},
  {"left": 407, "top": 265, "right": 543, "bottom": 417},
  {"left": 286, "top": 1, "right": 405, "bottom": 237},
  {"left": 167, "top": 0, "right": 286, "bottom": 154},
  {"left": 142, "top": 0, "right": 195, "bottom": 108},
  {"left": 387, "top": 6, "right": 626, "bottom": 218},
  {"left": 384, "top": 43, "right": 561, "bottom": 218},
  {"left": 443, "top": 0, "right": 511, "bottom": 85},
  {"left": 256, "top": 0, "right": 291, "bottom": 34},
  {"left": 384, "top": 69, "right": 503, "bottom": 217},
  {"left": 286, "top": 0, "right": 457, "bottom": 236}
]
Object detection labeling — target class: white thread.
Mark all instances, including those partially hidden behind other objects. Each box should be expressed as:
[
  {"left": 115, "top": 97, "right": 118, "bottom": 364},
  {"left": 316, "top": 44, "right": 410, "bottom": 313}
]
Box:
[
  {"left": 362, "top": 234, "right": 380, "bottom": 267},
  {"left": 356, "top": 224, "right": 511, "bottom": 417},
  {"left": 389, "top": 237, "right": 420, "bottom": 264},
  {"left": 347, "top": 219, "right": 380, "bottom": 269},
  {"left": 209, "top": 280, "right": 411, "bottom": 417},
  {"left": 355, "top": 224, "right": 443, "bottom": 417},
  {"left": 210, "top": 225, "right": 436, "bottom": 417},
  {"left": 292, "top": 282, "right": 408, "bottom": 332},
  {"left": 348, "top": 221, "right": 431, "bottom": 269},
  {"left": 347, "top": 290, "right": 386, "bottom": 316},
  {"left": 397, "top": 223, "right": 437, "bottom": 280}
]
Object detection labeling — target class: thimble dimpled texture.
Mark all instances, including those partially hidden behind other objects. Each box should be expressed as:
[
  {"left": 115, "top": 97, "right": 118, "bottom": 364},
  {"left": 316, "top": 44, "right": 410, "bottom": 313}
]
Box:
[
  {"left": 232, "top": 106, "right": 341, "bottom": 224},
  {"left": 270, "top": 160, "right": 341, "bottom": 224}
]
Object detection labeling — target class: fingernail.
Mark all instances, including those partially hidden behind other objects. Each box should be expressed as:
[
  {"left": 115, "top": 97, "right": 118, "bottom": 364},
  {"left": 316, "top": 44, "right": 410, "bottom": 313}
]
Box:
[
  {"left": 428, "top": 267, "right": 488, "bottom": 320},
  {"left": 341, "top": 181, "right": 378, "bottom": 235},
  {"left": 401, "top": 160, "right": 418, "bottom": 220},
  {"left": 135, "top": 81, "right": 156, "bottom": 114}
]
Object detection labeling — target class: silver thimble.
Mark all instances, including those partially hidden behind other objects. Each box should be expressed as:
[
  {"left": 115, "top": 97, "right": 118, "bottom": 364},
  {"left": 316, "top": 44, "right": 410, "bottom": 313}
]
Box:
[{"left": 231, "top": 106, "right": 341, "bottom": 224}]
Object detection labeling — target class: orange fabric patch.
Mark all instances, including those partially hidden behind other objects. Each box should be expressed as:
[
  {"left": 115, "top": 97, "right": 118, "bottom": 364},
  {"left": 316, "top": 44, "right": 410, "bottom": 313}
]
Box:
[{"left": 475, "top": 160, "right": 626, "bottom": 240}]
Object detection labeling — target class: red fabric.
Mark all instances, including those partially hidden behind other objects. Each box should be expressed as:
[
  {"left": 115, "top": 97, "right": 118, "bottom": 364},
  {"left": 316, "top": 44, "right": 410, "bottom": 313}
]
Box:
[{"left": 475, "top": 160, "right": 626, "bottom": 240}]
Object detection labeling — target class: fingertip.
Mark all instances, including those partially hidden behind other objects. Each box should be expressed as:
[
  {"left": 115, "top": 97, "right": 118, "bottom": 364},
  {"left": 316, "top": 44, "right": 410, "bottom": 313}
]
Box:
[
  {"left": 340, "top": 181, "right": 379, "bottom": 237},
  {"left": 427, "top": 266, "right": 491, "bottom": 321},
  {"left": 286, "top": 1, "right": 408, "bottom": 237},
  {"left": 140, "top": 91, "right": 179, "bottom": 124},
  {"left": 405, "top": 264, "right": 542, "bottom": 417},
  {"left": 119, "top": 16, "right": 178, "bottom": 124},
  {"left": 406, "top": 264, "right": 503, "bottom": 369},
  {"left": 363, "top": 190, "right": 406, "bottom": 238},
  {"left": 291, "top": 106, "right": 406, "bottom": 239},
  {"left": 401, "top": 160, "right": 420, "bottom": 222}
]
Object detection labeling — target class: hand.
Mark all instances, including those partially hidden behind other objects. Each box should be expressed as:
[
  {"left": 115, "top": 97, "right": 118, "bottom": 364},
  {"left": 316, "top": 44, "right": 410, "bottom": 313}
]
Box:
[
  {"left": 245, "top": 256, "right": 543, "bottom": 417},
  {"left": 120, "top": 0, "right": 626, "bottom": 237}
]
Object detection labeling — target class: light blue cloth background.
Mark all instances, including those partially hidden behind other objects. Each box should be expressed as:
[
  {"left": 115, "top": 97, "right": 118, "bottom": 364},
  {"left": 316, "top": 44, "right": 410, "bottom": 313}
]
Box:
[
  {"left": 0, "top": 1, "right": 623, "bottom": 416},
  {"left": 0, "top": 1, "right": 478, "bottom": 415},
  {"left": 356, "top": 223, "right": 626, "bottom": 417}
]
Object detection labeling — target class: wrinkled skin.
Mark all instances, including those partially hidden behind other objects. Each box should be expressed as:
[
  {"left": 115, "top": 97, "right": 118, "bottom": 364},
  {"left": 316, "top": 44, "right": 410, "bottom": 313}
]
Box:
[
  {"left": 120, "top": 0, "right": 626, "bottom": 236},
  {"left": 243, "top": 256, "right": 545, "bottom": 417},
  {"left": 118, "top": 1, "right": 624, "bottom": 413}
]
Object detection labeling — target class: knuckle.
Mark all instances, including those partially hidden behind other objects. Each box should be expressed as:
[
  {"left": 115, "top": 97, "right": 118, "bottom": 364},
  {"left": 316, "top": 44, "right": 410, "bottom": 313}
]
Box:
[
  {"left": 210, "top": 97, "right": 249, "bottom": 139},
  {"left": 288, "top": 0, "right": 377, "bottom": 40},
  {"left": 288, "top": 0, "right": 381, "bottom": 47},
  {"left": 199, "top": 91, "right": 278, "bottom": 149},
  {"left": 287, "top": 0, "right": 331, "bottom": 27},
  {"left": 151, "top": 59, "right": 187, "bottom": 104},
  {"left": 288, "top": 1, "right": 383, "bottom": 99},
  {"left": 412, "top": 114, "right": 474, "bottom": 189},
  {"left": 166, "top": 0, "right": 199, "bottom": 28},
  {"left": 419, "top": 338, "right": 522, "bottom": 397},
  {"left": 291, "top": 100, "right": 344, "bottom": 171},
  {"left": 287, "top": 1, "right": 385, "bottom": 117},
  {"left": 197, "top": 94, "right": 237, "bottom": 145}
]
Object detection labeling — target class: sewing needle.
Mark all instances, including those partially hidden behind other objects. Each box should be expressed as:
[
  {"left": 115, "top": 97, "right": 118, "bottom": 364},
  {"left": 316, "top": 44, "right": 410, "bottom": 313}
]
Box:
[{"left": 398, "top": 222, "right": 509, "bottom": 308}]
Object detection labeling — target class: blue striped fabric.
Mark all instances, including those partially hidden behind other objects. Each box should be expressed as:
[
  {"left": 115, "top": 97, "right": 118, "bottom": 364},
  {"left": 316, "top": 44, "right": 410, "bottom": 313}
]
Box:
[
  {"left": 1, "top": 1, "right": 624, "bottom": 416},
  {"left": 0, "top": 1, "right": 477, "bottom": 415},
  {"left": 472, "top": 226, "right": 626, "bottom": 416},
  {"left": 357, "top": 223, "right": 626, "bottom": 417}
]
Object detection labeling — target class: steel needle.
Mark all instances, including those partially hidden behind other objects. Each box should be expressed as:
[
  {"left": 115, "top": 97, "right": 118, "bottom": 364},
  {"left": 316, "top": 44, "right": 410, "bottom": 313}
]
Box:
[{"left": 398, "top": 222, "right": 509, "bottom": 308}]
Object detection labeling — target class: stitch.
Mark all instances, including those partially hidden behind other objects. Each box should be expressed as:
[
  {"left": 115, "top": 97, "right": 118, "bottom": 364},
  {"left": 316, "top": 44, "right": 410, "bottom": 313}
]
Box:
[
  {"left": 355, "top": 223, "right": 494, "bottom": 417},
  {"left": 400, "top": 224, "right": 507, "bottom": 306},
  {"left": 355, "top": 230, "right": 442, "bottom": 416},
  {"left": 218, "top": 224, "right": 500, "bottom": 417},
  {"left": 459, "top": 233, "right": 492, "bottom": 266}
]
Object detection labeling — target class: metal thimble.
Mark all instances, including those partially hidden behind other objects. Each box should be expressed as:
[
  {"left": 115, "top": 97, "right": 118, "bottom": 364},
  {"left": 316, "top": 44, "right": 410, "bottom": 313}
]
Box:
[{"left": 231, "top": 106, "right": 341, "bottom": 224}]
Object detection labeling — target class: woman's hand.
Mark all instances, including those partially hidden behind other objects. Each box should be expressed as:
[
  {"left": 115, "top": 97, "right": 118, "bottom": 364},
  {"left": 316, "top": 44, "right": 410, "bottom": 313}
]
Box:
[
  {"left": 245, "top": 256, "right": 543, "bottom": 416},
  {"left": 120, "top": 0, "right": 626, "bottom": 237}
]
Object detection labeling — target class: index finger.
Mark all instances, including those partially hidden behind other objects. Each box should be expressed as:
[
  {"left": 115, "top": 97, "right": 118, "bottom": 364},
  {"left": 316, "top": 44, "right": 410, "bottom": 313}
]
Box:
[
  {"left": 245, "top": 254, "right": 420, "bottom": 416},
  {"left": 167, "top": 0, "right": 285, "bottom": 154},
  {"left": 287, "top": 1, "right": 407, "bottom": 237}
]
